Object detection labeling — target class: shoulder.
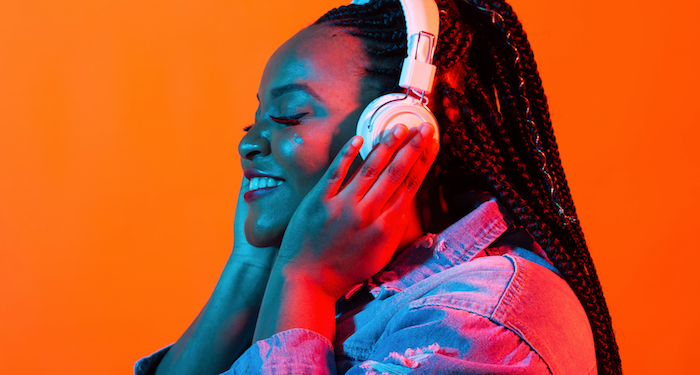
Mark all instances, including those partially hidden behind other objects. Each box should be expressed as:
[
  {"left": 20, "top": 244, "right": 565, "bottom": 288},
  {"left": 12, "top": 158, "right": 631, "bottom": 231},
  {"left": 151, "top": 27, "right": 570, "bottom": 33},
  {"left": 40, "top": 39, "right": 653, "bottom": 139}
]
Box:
[{"left": 400, "top": 254, "right": 597, "bottom": 374}]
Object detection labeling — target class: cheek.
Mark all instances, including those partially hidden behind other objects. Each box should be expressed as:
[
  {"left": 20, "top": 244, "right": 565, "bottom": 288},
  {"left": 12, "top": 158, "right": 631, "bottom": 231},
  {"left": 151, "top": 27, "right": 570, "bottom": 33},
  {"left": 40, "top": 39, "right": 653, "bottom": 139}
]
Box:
[{"left": 276, "top": 131, "right": 334, "bottom": 183}]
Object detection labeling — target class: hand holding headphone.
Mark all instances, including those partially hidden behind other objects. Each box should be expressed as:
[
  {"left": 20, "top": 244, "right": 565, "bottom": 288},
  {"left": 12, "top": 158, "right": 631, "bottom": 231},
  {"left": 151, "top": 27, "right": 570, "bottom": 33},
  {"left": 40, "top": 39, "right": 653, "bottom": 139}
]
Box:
[{"left": 351, "top": 0, "right": 441, "bottom": 159}]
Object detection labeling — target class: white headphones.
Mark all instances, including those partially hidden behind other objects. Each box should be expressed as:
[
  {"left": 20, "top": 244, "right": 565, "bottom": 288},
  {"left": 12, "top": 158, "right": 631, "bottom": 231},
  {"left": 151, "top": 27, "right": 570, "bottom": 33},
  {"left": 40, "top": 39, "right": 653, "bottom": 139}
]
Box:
[{"left": 351, "top": 0, "right": 441, "bottom": 159}]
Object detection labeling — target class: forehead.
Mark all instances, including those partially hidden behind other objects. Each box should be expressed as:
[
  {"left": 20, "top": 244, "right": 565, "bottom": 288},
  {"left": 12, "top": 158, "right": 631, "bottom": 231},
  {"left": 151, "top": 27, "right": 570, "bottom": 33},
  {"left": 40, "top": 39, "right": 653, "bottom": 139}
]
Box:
[{"left": 258, "top": 26, "right": 368, "bottom": 104}]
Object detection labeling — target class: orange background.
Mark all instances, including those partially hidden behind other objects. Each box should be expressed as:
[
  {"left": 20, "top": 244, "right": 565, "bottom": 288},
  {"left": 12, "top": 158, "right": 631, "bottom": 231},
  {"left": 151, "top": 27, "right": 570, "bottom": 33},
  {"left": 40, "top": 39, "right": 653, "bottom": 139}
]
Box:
[{"left": 1, "top": 1, "right": 698, "bottom": 373}]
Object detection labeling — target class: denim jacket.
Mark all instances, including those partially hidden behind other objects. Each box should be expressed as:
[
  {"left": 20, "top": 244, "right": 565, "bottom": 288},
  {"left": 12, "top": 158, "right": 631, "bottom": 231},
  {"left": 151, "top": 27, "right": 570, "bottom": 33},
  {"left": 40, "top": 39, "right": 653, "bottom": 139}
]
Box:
[{"left": 136, "top": 198, "right": 596, "bottom": 374}]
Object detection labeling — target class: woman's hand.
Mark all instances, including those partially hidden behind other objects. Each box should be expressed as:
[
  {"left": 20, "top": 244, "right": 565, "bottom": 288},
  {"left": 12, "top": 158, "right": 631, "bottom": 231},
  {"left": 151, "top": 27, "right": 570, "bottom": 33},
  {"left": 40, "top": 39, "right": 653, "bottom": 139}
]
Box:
[
  {"left": 155, "top": 179, "right": 280, "bottom": 375},
  {"left": 253, "top": 123, "right": 439, "bottom": 343},
  {"left": 277, "top": 122, "right": 439, "bottom": 299},
  {"left": 232, "top": 177, "right": 278, "bottom": 268}
]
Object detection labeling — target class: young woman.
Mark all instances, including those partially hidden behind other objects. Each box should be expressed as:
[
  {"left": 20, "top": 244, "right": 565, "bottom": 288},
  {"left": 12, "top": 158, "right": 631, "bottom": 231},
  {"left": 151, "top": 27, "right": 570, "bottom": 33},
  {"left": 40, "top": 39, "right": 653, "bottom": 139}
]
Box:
[{"left": 137, "top": 0, "right": 621, "bottom": 374}]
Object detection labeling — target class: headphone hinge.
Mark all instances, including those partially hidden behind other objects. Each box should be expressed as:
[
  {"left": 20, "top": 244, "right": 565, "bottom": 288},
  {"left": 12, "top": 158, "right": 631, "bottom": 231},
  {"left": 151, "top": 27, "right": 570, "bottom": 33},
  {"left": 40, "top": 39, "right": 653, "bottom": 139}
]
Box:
[{"left": 399, "top": 31, "right": 437, "bottom": 94}]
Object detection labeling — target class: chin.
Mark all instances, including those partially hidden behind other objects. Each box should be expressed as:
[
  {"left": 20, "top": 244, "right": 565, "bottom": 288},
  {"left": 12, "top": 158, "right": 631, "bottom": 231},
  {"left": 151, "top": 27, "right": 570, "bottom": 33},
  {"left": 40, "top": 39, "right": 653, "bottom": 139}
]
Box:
[{"left": 244, "top": 222, "right": 284, "bottom": 249}]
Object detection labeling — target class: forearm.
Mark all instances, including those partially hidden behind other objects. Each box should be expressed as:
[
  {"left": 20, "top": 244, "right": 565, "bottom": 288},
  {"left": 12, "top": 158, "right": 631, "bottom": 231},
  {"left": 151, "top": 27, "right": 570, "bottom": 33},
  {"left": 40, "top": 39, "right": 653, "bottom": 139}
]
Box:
[
  {"left": 253, "top": 263, "right": 337, "bottom": 345},
  {"left": 155, "top": 251, "right": 275, "bottom": 375}
]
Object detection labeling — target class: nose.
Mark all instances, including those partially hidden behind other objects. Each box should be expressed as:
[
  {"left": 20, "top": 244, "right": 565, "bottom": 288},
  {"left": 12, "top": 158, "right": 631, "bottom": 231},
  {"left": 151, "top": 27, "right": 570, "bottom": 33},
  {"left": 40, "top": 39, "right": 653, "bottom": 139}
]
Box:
[{"left": 238, "top": 122, "right": 271, "bottom": 161}]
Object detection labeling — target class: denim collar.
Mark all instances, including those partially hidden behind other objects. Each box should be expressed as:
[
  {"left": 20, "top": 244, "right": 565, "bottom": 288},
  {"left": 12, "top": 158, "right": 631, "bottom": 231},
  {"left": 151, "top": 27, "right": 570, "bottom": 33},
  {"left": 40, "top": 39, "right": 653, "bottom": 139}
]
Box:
[{"left": 344, "top": 198, "right": 511, "bottom": 301}]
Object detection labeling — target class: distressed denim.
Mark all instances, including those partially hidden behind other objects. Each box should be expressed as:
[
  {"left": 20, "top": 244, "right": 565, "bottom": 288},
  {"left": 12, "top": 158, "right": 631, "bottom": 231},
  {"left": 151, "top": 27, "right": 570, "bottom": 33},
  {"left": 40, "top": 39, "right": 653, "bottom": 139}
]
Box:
[{"left": 136, "top": 198, "right": 596, "bottom": 375}]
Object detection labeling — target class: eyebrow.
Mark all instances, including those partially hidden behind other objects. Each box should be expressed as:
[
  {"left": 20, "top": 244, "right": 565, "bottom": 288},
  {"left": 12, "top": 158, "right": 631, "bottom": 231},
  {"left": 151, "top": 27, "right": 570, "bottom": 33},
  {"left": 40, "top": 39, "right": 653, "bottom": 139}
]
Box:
[{"left": 270, "top": 83, "right": 323, "bottom": 103}]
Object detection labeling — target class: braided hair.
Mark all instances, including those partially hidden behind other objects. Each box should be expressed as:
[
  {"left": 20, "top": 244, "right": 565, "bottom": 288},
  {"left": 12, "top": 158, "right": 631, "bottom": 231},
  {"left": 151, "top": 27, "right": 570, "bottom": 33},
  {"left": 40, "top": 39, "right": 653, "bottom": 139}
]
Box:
[{"left": 315, "top": 0, "right": 622, "bottom": 373}]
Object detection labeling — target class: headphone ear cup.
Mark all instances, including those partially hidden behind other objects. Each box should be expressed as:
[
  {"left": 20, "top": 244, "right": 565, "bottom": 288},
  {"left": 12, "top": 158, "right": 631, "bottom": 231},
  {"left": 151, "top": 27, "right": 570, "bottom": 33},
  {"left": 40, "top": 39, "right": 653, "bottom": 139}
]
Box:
[{"left": 356, "top": 93, "right": 439, "bottom": 159}]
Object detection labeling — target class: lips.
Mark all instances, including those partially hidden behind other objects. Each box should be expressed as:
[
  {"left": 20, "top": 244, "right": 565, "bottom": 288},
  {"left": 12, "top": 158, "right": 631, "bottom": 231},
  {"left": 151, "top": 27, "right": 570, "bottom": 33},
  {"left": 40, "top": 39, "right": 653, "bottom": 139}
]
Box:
[{"left": 243, "top": 169, "right": 285, "bottom": 202}]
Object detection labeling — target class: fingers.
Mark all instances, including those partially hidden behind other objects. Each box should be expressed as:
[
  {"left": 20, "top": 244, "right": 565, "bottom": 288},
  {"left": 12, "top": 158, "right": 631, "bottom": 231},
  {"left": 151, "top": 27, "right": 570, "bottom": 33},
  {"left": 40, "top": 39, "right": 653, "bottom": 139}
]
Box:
[
  {"left": 234, "top": 176, "right": 249, "bottom": 220},
  {"left": 233, "top": 177, "right": 251, "bottom": 247},
  {"left": 343, "top": 124, "right": 410, "bottom": 200},
  {"left": 317, "top": 135, "right": 363, "bottom": 197},
  {"left": 382, "top": 137, "right": 438, "bottom": 218},
  {"left": 365, "top": 123, "right": 439, "bottom": 216}
]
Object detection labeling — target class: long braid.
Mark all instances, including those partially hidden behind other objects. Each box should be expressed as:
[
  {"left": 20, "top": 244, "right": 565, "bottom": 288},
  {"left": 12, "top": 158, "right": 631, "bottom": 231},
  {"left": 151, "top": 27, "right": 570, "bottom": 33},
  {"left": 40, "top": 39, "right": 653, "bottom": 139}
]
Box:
[
  {"left": 315, "top": 1, "right": 622, "bottom": 373},
  {"left": 465, "top": 2, "right": 621, "bottom": 372}
]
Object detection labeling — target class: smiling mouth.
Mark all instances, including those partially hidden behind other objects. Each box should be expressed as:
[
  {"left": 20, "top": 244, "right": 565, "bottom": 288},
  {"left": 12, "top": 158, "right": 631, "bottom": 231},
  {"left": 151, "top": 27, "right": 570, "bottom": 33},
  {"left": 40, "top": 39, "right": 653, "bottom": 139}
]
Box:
[
  {"left": 248, "top": 177, "right": 284, "bottom": 191},
  {"left": 244, "top": 177, "right": 285, "bottom": 203}
]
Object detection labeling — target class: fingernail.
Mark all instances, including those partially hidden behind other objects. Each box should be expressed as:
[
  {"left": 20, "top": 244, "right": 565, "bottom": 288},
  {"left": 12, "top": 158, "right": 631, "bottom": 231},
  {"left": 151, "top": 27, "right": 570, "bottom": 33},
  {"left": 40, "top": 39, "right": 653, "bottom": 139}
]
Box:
[
  {"left": 393, "top": 124, "right": 408, "bottom": 139},
  {"left": 351, "top": 136, "right": 363, "bottom": 148},
  {"left": 420, "top": 123, "right": 435, "bottom": 139}
]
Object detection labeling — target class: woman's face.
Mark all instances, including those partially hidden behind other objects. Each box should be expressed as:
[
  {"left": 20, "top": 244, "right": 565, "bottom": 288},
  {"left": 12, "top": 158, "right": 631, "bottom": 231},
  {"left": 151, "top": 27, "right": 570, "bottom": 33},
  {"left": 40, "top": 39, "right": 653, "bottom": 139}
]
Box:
[{"left": 238, "top": 26, "right": 377, "bottom": 248}]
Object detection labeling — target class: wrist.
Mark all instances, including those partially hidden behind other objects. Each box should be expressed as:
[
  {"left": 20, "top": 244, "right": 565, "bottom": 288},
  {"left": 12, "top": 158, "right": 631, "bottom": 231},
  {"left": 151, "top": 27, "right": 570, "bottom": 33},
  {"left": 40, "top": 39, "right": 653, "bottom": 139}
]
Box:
[
  {"left": 253, "top": 263, "right": 338, "bottom": 343},
  {"left": 230, "top": 245, "right": 278, "bottom": 270},
  {"left": 281, "top": 266, "right": 339, "bottom": 300},
  {"left": 275, "top": 258, "right": 351, "bottom": 301}
]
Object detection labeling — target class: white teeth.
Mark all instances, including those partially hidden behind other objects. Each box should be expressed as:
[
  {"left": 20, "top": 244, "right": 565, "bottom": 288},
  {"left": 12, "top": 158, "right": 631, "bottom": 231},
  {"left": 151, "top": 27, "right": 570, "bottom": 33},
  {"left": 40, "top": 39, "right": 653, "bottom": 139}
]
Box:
[{"left": 248, "top": 177, "right": 284, "bottom": 191}]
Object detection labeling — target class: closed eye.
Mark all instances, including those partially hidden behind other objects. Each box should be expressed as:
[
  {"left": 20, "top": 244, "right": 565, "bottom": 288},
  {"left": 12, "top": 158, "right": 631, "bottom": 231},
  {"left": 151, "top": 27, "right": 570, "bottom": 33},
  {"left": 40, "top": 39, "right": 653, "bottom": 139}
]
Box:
[{"left": 269, "top": 112, "right": 309, "bottom": 126}]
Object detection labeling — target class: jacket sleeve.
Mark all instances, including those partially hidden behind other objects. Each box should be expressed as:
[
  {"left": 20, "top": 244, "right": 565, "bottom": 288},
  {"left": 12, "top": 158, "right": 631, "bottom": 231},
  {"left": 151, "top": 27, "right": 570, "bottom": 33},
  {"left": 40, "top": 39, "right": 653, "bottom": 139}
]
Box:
[
  {"left": 222, "top": 329, "right": 336, "bottom": 375},
  {"left": 218, "top": 307, "right": 550, "bottom": 375},
  {"left": 133, "top": 330, "right": 336, "bottom": 375},
  {"left": 134, "top": 307, "right": 551, "bottom": 375},
  {"left": 134, "top": 345, "right": 172, "bottom": 375}
]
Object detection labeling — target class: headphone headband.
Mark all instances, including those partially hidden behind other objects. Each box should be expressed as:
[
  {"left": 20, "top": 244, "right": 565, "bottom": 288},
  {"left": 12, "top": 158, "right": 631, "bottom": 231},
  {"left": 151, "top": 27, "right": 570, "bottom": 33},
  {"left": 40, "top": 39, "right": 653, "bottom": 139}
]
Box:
[{"left": 350, "top": 0, "right": 440, "bottom": 94}]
